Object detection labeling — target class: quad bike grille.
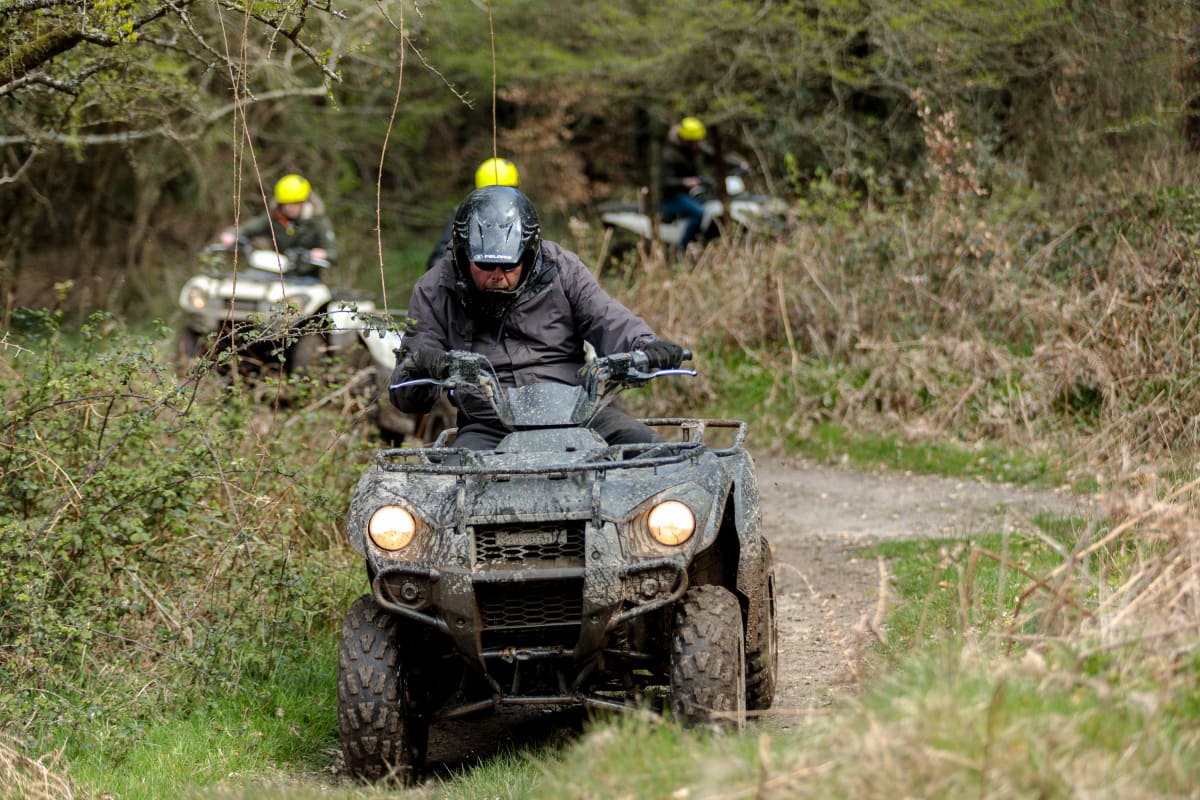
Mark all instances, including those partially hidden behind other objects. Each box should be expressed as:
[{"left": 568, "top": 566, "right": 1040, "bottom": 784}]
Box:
[
  {"left": 223, "top": 297, "right": 260, "bottom": 313},
  {"left": 475, "top": 580, "right": 582, "bottom": 630},
  {"left": 473, "top": 522, "right": 585, "bottom": 567}
]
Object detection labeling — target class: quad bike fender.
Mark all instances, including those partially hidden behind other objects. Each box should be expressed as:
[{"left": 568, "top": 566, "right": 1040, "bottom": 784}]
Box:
[
  {"left": 601, "top": 208, "right": 655, "bottom": 239},
  {"left": 358, "top": 328, "right": 404, "bottom": 373},
  {"left": 718, "top": 454, "right": 769, "bottom": 642},
  {"left": 325, "top": 301, "right": 378, "bottom": 353},
  {"left": 293, "top": 282, "right": 334, "bottom": 318}
]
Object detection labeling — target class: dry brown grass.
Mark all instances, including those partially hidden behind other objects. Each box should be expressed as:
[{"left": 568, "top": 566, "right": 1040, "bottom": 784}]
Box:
[
  {"left": 0, "top": 736, "right": 75, "bottom": 800},
  {"left": 585, "top": 154, "right": 1200, "bottom": 478},
  {"left": 1013, "top": 478, "right": 1200, "bottom": 670}
]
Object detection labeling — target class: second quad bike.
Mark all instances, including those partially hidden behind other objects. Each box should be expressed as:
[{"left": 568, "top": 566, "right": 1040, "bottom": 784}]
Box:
[
  {"left": 337, "top": 349, "right": 777, "bottom": 784},
  {"left": 597, "top": 173, "right": 788, "bottom": 251},
  {"left": 177, "top": 239, "right": 367, "bottom": 374}
]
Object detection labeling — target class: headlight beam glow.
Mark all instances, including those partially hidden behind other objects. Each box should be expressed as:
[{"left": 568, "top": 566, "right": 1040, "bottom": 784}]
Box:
[
  {"left": 647, "top": 500, "right": 695, "bottom": 546},
  {"left": 368, "top": 505, "right": 417, "bottom": 551}
]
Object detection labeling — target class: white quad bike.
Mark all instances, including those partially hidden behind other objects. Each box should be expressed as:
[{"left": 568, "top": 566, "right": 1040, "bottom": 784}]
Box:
[
  {"left": 177, "top": 239, "right": 455, "bottom": 445},
  {"left": 177, "top": 239, "right": 368, "bottom": 374},
  {"left": 597, "top": 173, "right": 788, "bottom": 251}
]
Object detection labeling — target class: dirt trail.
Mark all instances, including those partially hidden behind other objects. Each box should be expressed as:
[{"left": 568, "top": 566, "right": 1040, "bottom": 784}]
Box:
[
  {"left": 411, "top": 457, "right": 1092, "bottom": 774},
  {"left": 757, "top": 456, "right": 1091, "bottom": 725}
]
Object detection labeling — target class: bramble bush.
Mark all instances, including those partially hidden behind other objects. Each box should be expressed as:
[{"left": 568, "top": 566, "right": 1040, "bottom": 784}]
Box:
[{"left": 0, "top": 311, "right": 368, "bottom": 748}]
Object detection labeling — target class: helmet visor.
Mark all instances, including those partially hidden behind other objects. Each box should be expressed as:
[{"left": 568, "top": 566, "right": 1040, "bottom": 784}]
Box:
[{"left": 465, "top": 216, "right": 527, "bottom": 266}]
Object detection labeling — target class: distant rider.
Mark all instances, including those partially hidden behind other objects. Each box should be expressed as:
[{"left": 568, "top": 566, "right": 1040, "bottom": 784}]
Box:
[
  {"left": 218, "top": 174, "right": 338, "bottom": 277},
  {"left": 659, "top": 116, "right": 709, "bottom": 253},
  {"left": 392, "top": 185, "right": 686, "bottom": 450},
  {"left": 425, "top": 157, "right": 521, "bottom": 271}
]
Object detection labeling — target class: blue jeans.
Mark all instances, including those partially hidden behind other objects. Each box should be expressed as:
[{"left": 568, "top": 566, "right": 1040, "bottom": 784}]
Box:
[{"left": 660, "top": 192, "right": 705, "bottom": 250}]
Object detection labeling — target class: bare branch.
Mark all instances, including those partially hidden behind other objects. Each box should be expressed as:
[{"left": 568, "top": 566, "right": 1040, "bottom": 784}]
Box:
[
  {"left": 0, "top": 86, "right": 328, "bottom": 146},
  {"left": 0, "top": 0, "right": 74, "bottom": 12},
  {"left": 234, "top": 7, "right": 342, "bottom": 83},
  {"left": 0, "top": 71, "right": 80, "bottom": 96},
  {"left": 211, "top": 0, "right": 344, "bottom": 83},
  {"left": 0, "top": 147, "right": 38, "bottom": 185}
]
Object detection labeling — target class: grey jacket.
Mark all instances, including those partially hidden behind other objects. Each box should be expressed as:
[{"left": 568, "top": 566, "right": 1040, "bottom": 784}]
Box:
[
  {"left": 390, "top": 240, "right": 655, "bottom": 423},
  {"left": 223, "top": 194, "right": 338, "bottom": 266}
]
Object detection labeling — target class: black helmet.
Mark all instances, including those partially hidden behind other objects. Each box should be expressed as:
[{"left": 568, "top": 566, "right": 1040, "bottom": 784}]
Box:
[{"left": 451, "top": 186, "right": 541, "bottom": 284}]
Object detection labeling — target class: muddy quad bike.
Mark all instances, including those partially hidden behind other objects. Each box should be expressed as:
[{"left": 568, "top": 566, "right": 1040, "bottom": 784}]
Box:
[
  {"left": 337, "top": 349, "right": 777, "bottom": 784},
  {"left": 177, "top": 238, "right": 368, "bottom": 375}
]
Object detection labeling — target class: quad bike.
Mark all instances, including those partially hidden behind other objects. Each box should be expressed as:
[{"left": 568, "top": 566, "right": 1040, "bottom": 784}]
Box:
[
  {"left": 596, "top": 172, "right": 788, "bottom": 251},
  {"left": 176, "top": 238, "right": 368, "bottom": 375},
  {"left": 337, "top": 349, "right": 777, "bottom": 784}
]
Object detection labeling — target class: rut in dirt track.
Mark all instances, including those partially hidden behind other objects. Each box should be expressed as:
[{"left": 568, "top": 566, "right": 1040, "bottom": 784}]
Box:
[{"left": 756, "top": 457, "right": 1090, "bottom": 727}]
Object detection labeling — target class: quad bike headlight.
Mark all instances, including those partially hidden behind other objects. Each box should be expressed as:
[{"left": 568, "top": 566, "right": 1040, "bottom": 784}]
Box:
[
  {"left": 647, "top": 500, "right": 695, "bottom": 546},
  {"left": 368, "top": 505, "right": 417, "bottom": 551},
  {"left": 185, "top": 286, "right": 209, "bottom": 310}
]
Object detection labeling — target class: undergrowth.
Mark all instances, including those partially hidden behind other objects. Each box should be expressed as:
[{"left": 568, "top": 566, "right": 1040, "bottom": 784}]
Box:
[
  {"left": 0, "top": 311, "right": 370, "bottom": 797},
  {"left": 595, "top": 140, "right": 1200, "bottom": 485},
  {"left": 5, "top": 148, "right": 1200, "bottom": 796}
]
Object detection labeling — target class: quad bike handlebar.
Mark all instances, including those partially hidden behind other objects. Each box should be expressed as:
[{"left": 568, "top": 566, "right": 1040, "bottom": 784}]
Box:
[
  {"left": 395, "top": 349, "right": 694, "bottom": 392},
  {"left": 391, "top": 349, "right": 696, "bottom": 430},
  {"left": 204, "top": 236, "right": 330, "bottom": 273}
]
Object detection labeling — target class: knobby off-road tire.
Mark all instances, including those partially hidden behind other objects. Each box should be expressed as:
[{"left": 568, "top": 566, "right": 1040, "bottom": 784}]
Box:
[
  {"left": 669, "top": 585, "right": 747, "bottom": 730},
  {"left": 174, "top": 327, "right": 206, "bottom": 374},
  {"left": 746, "top": 547, "right": 778, "bottom": 711},
  {"left": 337, "top": 595, "right": 429, "bottom": 785},
  {"left": 286, "top": 331, "right": 328, "bottom": 375}
]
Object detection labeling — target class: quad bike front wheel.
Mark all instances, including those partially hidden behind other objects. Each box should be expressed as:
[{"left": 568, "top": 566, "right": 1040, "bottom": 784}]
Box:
[
  {"left": 174, "top": 327, "right": 206, "bottom": 371},
  {"left": 417, "top": 393, "right": 457, "bottom": 445},
  {"left": 286, "top": 331, "right": 328, "bottom": 374},
  {"left": 337, "top": 595, "right": 430, "bottom": 785},
  {"left": 669, "top": 585, "right": 747, "bottom": 730}
]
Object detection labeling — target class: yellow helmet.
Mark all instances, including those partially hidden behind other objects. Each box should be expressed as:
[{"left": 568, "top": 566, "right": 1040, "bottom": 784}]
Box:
[
  {"left": 274, "top": 174, "right": 312, "bottom": 204},
  {"left": 475, "top": 157, "right": 520, "bottom": 189},
  {"left": 678, "top": 116, "right": 706, "bottom": 142}
]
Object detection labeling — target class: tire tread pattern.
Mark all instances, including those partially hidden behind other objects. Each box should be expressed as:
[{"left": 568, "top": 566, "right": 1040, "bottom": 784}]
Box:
[
  {"left": 746, "top": 549, "right": 778, "bottom": 710},
  {"left": 336, "top": 595, "right": 422, "bottom": 784},
  {"left": 670, "top": 585, "right": 747, "bottom": 729}
]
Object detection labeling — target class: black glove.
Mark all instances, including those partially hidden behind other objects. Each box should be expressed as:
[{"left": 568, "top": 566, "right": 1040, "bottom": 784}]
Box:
[
  {"left": 639, "top": 339, "right": 686, "bottom": 371},
  {"left": 406, "top": 348, "right": 451, "bottom": 380}
]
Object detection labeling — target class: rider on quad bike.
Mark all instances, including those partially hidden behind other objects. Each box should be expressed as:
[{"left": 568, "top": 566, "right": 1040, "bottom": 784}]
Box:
[
  {"left": 392, "top": 185, "right": 686, "bottom": 446},
  {"left": 217, "top": 173, "right": 338, "bottom": 274},
  {"left": 176, "top": 175, "right": 349, "bottom": 374}
]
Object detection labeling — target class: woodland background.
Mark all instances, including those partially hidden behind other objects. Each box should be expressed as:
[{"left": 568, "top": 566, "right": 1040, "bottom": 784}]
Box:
[
  {"left": 5, "top": 1, "right": 1200, "bottom": 797},
  {"left": 5, "top": 1, "right": 1197, "bottom": 319}
]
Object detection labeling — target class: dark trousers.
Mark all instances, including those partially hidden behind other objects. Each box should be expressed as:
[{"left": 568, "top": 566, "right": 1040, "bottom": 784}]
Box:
[
  {"left": 452, "top": 405, "right": 661, "bottom": 450},
  {"left": 661, "top": 192, "right": 706, "bottom": 250}
]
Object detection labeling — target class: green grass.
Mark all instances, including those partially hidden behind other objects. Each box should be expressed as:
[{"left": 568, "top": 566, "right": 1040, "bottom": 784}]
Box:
[
  {"left": 697, "top": 350, "right": 1084, "bottom": 490},
  {"left": 857, "top": 521, "right": 1090, "bottom": 651},
  {"left": 64, "top": 647, "right": 340, "bottom": 799},
  {"left": 13, "top": 506, "right": 1197, "bottom": 799}
]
